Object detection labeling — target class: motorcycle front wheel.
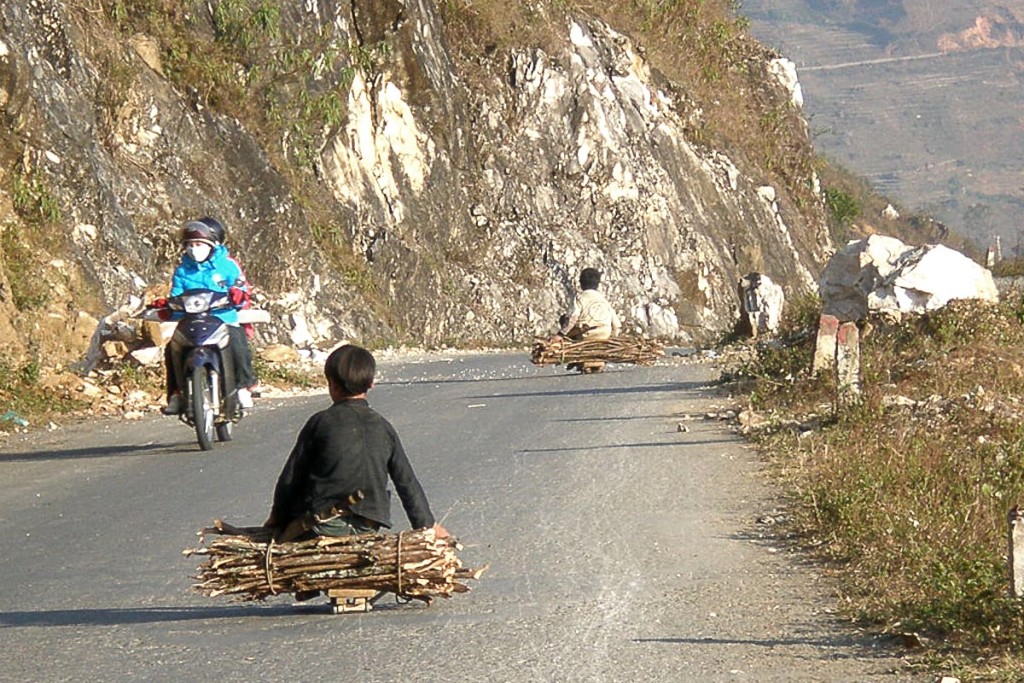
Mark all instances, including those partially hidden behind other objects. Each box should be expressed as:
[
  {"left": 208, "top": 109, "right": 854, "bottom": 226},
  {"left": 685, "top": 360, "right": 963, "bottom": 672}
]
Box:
[
  {"left": 191, "top": 365, "right": 215, "bottom": 451},
  {"left": 216, "top": 420, "right": 233, "bottom": 442}
]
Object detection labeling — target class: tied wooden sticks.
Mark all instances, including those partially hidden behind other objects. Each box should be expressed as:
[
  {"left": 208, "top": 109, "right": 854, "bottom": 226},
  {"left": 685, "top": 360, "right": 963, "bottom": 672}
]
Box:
[
  {"left": 183, "top": 520, "right": 487, "bottom": 603},
  {"left": 531, "top": 335, "right": 664, "bottom": 366}
]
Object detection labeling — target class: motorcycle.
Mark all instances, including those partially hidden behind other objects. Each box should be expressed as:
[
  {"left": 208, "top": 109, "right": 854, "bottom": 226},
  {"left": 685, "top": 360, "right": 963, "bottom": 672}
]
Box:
[{"left": 144, "top": 288, "right": 250, "bottom": 451}]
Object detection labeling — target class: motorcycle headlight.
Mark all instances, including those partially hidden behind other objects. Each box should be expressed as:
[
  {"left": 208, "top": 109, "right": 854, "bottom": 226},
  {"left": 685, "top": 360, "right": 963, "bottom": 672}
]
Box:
[{"left": 181, "top": 291, "right": 214, "bottom": 313}]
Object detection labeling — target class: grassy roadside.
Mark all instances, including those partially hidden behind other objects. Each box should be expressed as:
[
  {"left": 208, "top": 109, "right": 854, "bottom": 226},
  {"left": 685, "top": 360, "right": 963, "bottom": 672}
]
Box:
[
  {"left": 727, "top": 295, "right": 1024, "bottom": 681},
  {"left": 0, "top": 350, "right": 324, "bottom": 435}
]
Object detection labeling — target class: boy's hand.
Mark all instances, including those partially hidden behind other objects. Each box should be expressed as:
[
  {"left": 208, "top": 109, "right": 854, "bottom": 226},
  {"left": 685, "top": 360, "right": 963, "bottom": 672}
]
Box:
[{"left": 432, "top": 523, "right": 451, "bottom": 539}]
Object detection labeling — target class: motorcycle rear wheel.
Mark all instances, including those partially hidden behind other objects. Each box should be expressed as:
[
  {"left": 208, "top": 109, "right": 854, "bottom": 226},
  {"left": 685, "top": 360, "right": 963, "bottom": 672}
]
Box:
[{"left": 192, "top": 365, "right": 215, "bottom": 451}]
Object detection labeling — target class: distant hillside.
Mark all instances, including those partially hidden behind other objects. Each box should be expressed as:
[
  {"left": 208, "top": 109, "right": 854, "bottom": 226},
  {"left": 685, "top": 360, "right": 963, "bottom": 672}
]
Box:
[{"left": 742, "top": 0, "right": 1024, "bottom": 254}]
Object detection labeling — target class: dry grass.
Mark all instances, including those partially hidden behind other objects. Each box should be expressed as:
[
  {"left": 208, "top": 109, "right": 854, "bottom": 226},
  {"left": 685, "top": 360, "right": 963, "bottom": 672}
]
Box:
[{"left": 732, "top": 296, "right": 1024, "bottom": 680}]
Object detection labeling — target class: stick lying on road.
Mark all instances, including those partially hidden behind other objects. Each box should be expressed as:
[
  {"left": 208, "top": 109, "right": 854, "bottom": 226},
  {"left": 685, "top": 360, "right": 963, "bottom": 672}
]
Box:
[
  {"left": 183, "top": 520, "right": 487, "bottom": 603},
  {"left": 531, "top": 335, "right": 664, "bottom": 366}
]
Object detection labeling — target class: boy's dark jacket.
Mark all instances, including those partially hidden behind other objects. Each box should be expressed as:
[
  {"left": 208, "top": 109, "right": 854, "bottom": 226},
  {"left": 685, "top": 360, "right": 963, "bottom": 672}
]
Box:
[{"left": 270, "top": 398, "right": 435, "bottom": 530}]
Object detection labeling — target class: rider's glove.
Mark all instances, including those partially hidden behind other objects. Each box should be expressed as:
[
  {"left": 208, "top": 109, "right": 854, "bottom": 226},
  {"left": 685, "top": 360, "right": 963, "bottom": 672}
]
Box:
[
  {"left": 228, "top": 287, "right": 249, "bottom": 307},
  {"left": 148, "top": 297, "right": 168, "bottom": 309}
]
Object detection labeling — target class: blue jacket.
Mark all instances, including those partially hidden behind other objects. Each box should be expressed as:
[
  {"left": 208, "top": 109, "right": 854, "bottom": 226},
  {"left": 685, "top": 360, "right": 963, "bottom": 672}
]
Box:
[{"left": 170, "top": 244, "right": 243, "bottom": 325}]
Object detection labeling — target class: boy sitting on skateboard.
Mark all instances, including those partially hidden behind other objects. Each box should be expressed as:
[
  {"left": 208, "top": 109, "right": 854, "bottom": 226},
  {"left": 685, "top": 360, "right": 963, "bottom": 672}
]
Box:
[
  {"left": 264, "top": 344, "right": 449, "bottom": 543},
  {"left": 553, "top": 267, "right": 621, "bottom": 373}
]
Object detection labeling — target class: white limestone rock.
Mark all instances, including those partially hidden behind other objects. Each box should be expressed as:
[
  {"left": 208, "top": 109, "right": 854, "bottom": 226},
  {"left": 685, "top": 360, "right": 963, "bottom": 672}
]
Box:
[{"left": 819, "top": 235, "right": 998, "bottom": 322}]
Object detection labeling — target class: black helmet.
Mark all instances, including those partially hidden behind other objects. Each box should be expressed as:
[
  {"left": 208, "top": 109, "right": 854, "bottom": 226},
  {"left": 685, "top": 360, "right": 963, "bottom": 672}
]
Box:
[
  {"left": 181, "top": 220, "right": 217, "bottom": 246},
  {"left": 199, "top": 216, "right": 226, "bottom": 244}
]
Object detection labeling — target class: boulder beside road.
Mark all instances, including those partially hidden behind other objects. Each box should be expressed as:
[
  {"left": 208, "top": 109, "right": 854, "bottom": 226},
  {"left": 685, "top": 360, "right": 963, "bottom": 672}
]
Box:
[{"left": 819, "top": 234, "right": 998, "bottom": 322}]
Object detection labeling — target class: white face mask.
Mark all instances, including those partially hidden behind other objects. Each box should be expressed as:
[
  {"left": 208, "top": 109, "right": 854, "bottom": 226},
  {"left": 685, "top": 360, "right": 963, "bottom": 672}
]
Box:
[{"left": 186, "top": 243, "right": 212, "bottom": 263}]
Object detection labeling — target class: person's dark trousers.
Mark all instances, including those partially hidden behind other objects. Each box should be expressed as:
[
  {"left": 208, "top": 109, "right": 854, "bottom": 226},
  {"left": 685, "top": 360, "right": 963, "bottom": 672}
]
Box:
[
  {"left": 312, "top": 516, "right": 382, "bottom": 536},
  {"left": 228, "top": 325, "right": 257, "bottom": 389},
  {"left": 164, "top": 344, "right": 184, "bottom": 399},
  {"left": 165, "top": 333, "right": 252, "bottom": 395}
]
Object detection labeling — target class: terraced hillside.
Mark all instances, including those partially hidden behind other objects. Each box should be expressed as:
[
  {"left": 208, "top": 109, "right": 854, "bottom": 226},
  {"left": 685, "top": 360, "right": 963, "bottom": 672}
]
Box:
[{"left": 744, "top": 0, "right": 1024, "bottom": 253}]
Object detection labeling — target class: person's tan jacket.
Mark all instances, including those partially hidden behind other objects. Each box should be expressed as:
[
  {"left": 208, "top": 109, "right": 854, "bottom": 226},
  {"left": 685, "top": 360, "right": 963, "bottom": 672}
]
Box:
[{"left": 560, "top": 289, "right": 621, "bottom": 340}]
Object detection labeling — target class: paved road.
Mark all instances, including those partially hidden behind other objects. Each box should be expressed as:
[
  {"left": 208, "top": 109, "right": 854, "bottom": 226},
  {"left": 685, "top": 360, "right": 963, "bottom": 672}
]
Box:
[{"left": 0, "top": 352, "right": 924, "bottom": 682}]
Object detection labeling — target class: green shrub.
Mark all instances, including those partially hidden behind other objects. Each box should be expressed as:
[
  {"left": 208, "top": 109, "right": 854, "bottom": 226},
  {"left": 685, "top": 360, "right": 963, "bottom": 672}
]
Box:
[
  {"left": 824, "top": 186, "right": 860, "bottom": 226},
  {"left": 0, "top": 354, "right": 87, "bottom": 421},
  {"left": 11, "top": 171, "right": 62, "bottom": 223},
  {"left": 251, "top": 353, "right": 320, "bottom": 389},
  {"left": 0, "top": 223, "right": 52, "bottom": 311}
]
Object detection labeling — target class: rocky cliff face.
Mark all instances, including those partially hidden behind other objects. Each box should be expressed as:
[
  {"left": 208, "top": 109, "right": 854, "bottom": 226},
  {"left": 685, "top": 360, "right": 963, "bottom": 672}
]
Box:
[{"left": 0, "top": 0, "right": 832, "bottom": 365}]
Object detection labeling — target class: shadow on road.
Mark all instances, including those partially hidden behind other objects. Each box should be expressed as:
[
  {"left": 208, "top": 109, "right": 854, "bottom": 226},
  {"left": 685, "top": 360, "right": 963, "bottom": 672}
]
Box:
[
  {"left": 0, "top": 606, "right": 294, "bottom": 626},
  {"left": 376, "top": 365, "right": 661, "bottom": 386},
  {"left": 550, "top": 414, "right": 677, "bottom": 422},
  {"left": 518, "top": 437, "right": 738, "bottom": 454},
  {"left": 0, "top": 604, "right": 305, "bottom": 626},
  {"left": 377, "top": 372, "right": 550, "bottom": 386},
  {"left": 632, "top": 635, "right": 895, "bottom": 657},
  {"left": 468, "top": 381, "right": 707, "bottom": 400},
  {"left": 0, "top": 442, "right": 186, "bottom": 463},
  {"left": 1, "top": 599, "right": 427, "bottom": 626},
  {"left": 633, "top": 633, "right": 912, "bottom": 664}
]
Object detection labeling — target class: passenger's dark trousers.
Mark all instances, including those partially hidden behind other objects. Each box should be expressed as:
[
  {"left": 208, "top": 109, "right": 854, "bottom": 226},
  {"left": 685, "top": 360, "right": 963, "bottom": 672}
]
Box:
[{"left": 228, "top": 325, "right": 257, "bottom": 389}]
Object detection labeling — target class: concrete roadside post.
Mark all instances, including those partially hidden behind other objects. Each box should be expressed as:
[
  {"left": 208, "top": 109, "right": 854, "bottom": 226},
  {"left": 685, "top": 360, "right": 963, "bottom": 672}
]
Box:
[
  {"left": 835, "top": 321, "right": 861, "bottom": 406},
  {"left": 812, "top": 314, "right": 839, "bottom": 374},
  {"left": 812, "top": 314, "right": 861, "bottom": 408},
  {"left": 1009, "top": 506, "right": 1024, "bottom": 597}
]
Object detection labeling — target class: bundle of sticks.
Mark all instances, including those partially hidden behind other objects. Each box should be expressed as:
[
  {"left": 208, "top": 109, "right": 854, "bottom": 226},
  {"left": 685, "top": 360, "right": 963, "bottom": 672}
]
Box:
[
  {"left": 531, "top": 335, "right": 664, "bottom": 366},
  {"left": 183, "top": 520, "right": 486, "bottom": 603}
]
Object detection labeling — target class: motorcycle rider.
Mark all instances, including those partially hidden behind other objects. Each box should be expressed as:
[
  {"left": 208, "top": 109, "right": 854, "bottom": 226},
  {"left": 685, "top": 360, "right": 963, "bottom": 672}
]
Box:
[
  {"left": 157, "top": 219, "right": 257, "bottom": 415},
  {"left": 198, "top": 216, "right": 261, "bottom": 396}
]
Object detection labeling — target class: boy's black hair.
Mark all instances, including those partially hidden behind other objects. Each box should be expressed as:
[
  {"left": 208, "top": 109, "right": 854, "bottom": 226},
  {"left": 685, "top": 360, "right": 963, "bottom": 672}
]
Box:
[
  {"left": 325, "top": 344, "right": 376, "bottom": 396},
  {"left": 579, "top": 267, "right": 601, "bottom": 290}
]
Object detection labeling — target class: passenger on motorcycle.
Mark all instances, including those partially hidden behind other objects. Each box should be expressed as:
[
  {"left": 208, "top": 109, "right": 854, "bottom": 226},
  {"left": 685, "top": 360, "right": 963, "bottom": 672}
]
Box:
[
  {"left": 157, "top": 219, "right": 257, "bottom": 415},
  {"left": 200, "top": 217, "right": 254, "bottom": 341}
]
